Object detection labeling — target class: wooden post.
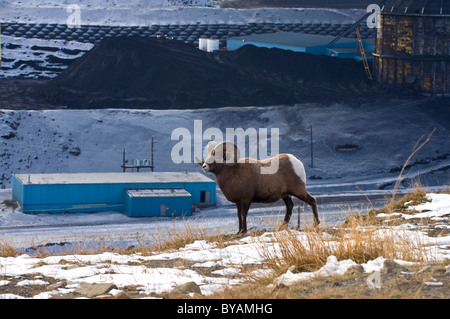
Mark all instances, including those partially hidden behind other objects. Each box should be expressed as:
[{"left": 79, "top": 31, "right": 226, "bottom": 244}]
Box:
[
  {"left": 151, "top": 137, "right": 155, "bottom": 172},
  {"left": 122, "top": 149, "right": 126, "bottom": 172},
  {"left": 0, "top": 23, "right": 2, "bottom": 68}
]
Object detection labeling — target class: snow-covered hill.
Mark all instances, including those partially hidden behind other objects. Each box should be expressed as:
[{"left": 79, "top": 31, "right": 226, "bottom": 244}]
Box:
[
  {"left": 0, "top": 0, "right": 363, "bottom": 25},
  {"left": 0, "top": 98, "right": 448, "bottom": 191},
  {"left": 3, "top": 0, "right": 217, "bottom": 10}
]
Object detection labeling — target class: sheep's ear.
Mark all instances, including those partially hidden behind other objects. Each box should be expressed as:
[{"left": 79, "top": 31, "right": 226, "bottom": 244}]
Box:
[
  {"left": 206, "top": 141, "right": 218, "bottom": 155},
  {"left": 227, "top": 144, "right": 240, "bottom": 163},
  {"left": 215, "top": 142, "right": 240, "bottom": 164}
]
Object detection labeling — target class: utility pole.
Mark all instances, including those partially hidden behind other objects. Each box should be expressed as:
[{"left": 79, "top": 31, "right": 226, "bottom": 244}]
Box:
[
  {"left": 151, "top": 136, "right": 155, "bottom": 172},
  {"left": 0, "top": 23, "right": 2, "bottom": 68},
  {"left": 122, "top": 149, "right": 126, "bottom": 172},
  {"left": 310, "top": 125, "right": 314, "bottom": 168}
]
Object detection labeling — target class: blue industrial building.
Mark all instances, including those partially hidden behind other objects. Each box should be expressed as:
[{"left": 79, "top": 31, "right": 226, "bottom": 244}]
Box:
[
  {"left": 124, "top": 188, "right": 193, "bottom": 217},
  {"left": 12, "top": 172, "right": 216, "bottom": 217},
  {"left": 227, "top": 32, "right": 375, "bottom": 62}
]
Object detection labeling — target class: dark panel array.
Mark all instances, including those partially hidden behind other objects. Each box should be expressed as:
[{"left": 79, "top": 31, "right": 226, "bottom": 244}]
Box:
[{"left": 1, "top": 22, "right": 376, "bottom": 47}]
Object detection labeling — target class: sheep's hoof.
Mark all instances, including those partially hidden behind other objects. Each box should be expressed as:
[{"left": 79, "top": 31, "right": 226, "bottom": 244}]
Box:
[
  {"left": 275, "top": 223, "right": 289, "bottom": 232},
  {"left": 236, "top": 230, "right": 247, "bottom": 237}
]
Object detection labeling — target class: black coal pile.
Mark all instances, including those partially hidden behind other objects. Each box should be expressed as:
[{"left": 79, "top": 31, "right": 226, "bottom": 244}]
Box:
[{"left": 38, "top": 37, "right": 371, "bottom": 109}]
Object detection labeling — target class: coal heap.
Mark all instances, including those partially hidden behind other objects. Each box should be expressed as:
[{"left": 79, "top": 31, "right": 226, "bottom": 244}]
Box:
[{"left": 39, "top": 37, "right": 370, "bottom": 109}]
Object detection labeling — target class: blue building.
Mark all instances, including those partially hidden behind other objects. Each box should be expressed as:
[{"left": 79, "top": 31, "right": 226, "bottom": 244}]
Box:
[
  {"left": 124, "top": 188, "right": 192, "bottom": 217},
  {"left": 12, "top": 172, "right": 216, "bottom": 217},
  {"left": 227, "top": 32, "right": 375, "bottom": 62}
]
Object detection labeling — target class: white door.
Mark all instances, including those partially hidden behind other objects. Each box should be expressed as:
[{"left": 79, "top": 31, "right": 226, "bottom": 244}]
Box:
[{"left": 160, "top": 204, "right": 166, "bottom": 216}]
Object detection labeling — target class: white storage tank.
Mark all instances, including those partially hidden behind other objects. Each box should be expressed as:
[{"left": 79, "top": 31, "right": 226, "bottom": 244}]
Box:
[
  {"left": 199, "top": 37, "right": 208, "bottom": 51},
  {"left": 206, "top": 38, "right": 219, "bottom": 52},
  {"left": 199, "top": 38, "right": 219, "bottom": 52}
]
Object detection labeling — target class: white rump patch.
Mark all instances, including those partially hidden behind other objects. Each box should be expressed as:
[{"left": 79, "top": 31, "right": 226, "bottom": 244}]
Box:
[{"left": 287, "top": 154, "right": 306, "bottom": 184}]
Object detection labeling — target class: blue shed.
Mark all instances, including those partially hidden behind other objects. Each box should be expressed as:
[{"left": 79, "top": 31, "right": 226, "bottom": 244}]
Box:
[
  {"left": 11, "top": 172, "right": 216, "bottom": 216},
  {"left": 125, "top": 188, "right": 192, "bottom": 217},
  {"left": 227, "top": 32, "right": 374, "bottom": 61}
]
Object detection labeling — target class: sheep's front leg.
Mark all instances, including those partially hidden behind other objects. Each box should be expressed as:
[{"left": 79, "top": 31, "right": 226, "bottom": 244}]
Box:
[{"left": 237, "top": 201, "right": 251, "bottom": 234}]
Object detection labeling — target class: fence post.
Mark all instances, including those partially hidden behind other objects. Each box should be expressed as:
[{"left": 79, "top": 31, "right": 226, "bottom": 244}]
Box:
[
  {"left": 151, "top": 137, "right": 155, "bottom": 172},
  {"left": 310, "top": 125, "right": 314, "bottom": 168}
]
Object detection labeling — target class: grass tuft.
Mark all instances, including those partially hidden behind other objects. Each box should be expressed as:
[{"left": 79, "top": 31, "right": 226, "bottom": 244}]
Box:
[
  {"left": 259, "top": 182, "right": 433, "bottom": 275},
  {"left": 0, "top": 237, "right": 19, "bottom": 257},
  {"left": 379, "top": 180, "right": 428, "bottom": 217}
]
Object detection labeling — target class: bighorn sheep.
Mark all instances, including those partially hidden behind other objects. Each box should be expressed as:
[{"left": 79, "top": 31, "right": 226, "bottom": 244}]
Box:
[{"left": 196, "top": 141, "right": 319, "bottom": 234}]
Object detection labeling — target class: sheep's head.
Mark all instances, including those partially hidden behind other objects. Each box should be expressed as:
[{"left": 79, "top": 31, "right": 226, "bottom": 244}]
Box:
[{"left": 197, "top": 141, "right": 240, "bottom": 173}]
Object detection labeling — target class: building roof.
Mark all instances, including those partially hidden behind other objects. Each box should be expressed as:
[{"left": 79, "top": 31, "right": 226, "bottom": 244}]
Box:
[
  {"left": 231, "top": 32, "right": 356, "bottom": 48},
  {"left": 382, "top": 0, "right": 450, "bottom": 15},
  {"left": 14, "top": 172, "right": 215, "bottom": 185},
  {"left": 126, "top": 188, "right": 191, "bottom": 197}
]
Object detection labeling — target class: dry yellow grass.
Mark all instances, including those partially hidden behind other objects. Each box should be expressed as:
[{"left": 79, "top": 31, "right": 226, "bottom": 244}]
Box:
[
  {"left": 254, "top": 180, "right": 435, "bottom": 276},
  {"left": 257, "top": 224, "right": 428, "bottom": 276},
  {"left": 0, "top": 237, "right": 19, "bottom": 257},
  {"left": 147, "top": 217, "right": 208, "bottom": 253},
  {"left": 378, "top": 179, "right": 428, "bottom": 216}
]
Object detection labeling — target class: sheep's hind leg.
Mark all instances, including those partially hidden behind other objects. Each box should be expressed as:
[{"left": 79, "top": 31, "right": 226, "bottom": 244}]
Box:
[
  {"left": 235, "top": 202, "right": 243, "bottom": 234},
  {"left": 296, "top": 192, "right": 320, "bottom": 226},
  {"left": 282, "top": 195, "right": 294, "bottom": 225}
]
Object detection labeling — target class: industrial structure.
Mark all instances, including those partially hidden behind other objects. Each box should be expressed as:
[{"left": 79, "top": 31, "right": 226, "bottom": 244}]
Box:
[
  {"left": 12, "top": 172, "right": 216, "bottom": 217},
  {"left": 227, "top": 32, "right": 375, "bottom": 62},
  {"left": 199, "top": 37, "right": 220, "bottom": 52},
  {"left": 374, "top": 0, "right": 450, "bottom": 95},
  {"left": 125, "top": 188, "right": 192, "bottom": 217}
]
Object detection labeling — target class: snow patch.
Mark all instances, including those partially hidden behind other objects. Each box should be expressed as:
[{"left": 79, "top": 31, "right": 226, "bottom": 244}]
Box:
[
  {"left": 276, "top": 255, "right": 357, "bottom": 285},
  {"left": 405, "top": 193, "right": 450, "bottom": 220}
]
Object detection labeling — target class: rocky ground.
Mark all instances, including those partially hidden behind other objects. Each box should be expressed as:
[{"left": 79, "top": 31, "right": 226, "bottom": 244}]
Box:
[
  {"left": 279, "top": 261, "right": 449, "bottom": 299},
  {"left": 1, "top": 259, "right": 448, "bottom": 299},
  {"left": 1, "top": 192, "right": 449, "bottom": 299}
]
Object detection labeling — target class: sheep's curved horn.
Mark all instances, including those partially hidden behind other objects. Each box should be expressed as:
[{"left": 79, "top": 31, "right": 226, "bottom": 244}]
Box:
[
  {"left": 214, "top": 142, "right": 240, "bottom": 164},
  {"left": 206, "top": 141, "right": 218, "bottom": 155},
  {"left": 195, "top": 157, "right": 204, "bottom": 166}
]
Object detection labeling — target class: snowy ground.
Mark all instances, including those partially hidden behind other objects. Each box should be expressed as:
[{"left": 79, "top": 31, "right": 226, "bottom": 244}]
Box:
[
  {"left": 0, "top": 35, "right": 94, "bottom": 79},
  {"left": 1, "top": 0, "right": 363, "bottom": 26},
  {"left": 1, "top": 192, "right": 449, "bottom": 299},
  {"left": 0, "top": 0, "right": 449, "bottom": 299}
]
